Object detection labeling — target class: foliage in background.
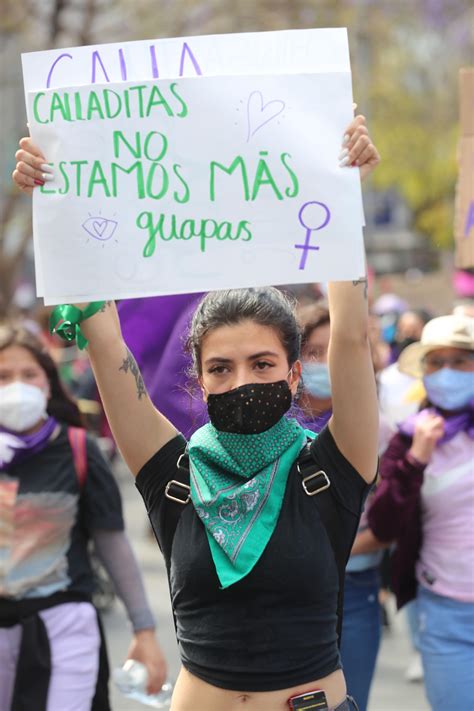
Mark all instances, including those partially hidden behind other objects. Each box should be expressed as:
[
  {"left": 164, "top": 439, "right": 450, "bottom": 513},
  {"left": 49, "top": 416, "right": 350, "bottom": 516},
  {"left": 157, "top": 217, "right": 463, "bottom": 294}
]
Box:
[{"left": 0, "top": 0, "right": 472, "bottom": 313}]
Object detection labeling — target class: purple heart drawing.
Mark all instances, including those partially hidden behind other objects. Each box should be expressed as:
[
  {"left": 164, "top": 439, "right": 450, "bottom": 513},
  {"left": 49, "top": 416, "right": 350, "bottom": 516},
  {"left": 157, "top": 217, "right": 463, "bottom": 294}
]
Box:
[
  {"left": 246, "top": 91, "right": 285, "bottom": 142},
  {"left": 82, "top": 216, "right": 118, "bottom": 242},
  {"left": 92, "top": 219, "right": 107, "bottom": 237}
]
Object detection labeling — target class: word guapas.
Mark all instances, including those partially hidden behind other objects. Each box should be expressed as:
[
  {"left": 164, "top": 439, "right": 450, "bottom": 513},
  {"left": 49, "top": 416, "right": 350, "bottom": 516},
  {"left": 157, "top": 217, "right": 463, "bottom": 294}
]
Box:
[{"left": 137, "top": 211, "right": 252, "bottom": 256}]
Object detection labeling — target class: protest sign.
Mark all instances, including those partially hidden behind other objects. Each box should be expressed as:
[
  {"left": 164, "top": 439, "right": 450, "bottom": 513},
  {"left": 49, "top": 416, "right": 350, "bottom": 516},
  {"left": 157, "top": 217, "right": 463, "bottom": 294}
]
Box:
[
  {"left": 454, "top": 67, "right": 474, "bottom": 269},
  {"left": 22, "top": 29, "right": 351, "bottom": 94},
  {"left": 22, "top": 29, "right": 364, "bottom": 297},
  {"left": 28, "top": 71, "right": 365, "bottom": 305},
  {"left": 22, "top": 29, "right": 364, "bottom": 301}
]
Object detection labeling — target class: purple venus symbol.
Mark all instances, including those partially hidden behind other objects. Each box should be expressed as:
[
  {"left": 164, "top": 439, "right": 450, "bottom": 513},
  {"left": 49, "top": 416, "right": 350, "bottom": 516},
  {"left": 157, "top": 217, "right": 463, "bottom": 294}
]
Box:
[{"left": 294, "top": 201, "right": 331, "bottom": 270}]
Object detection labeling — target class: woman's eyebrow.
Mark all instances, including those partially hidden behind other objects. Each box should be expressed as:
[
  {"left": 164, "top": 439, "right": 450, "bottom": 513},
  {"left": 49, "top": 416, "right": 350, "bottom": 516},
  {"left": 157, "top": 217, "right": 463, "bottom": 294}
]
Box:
[
  {"left": 204, "top": 357, "right": 233, "bottom": 366},
  {"left": 247, "top": 351, "right": 279, "bottom": 360},
  {"left": 204, "top": 351, "right": 280, "bottom": 367}
]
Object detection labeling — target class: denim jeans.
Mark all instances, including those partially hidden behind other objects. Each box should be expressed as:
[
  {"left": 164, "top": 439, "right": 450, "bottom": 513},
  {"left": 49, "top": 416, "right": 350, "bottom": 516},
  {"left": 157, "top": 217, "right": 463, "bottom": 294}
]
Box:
[
  {"left": 340, "top": 568, "right": 381, "bottom": 711},
  {"left": 405, "top": 598, "right": 420, "bottom": 651},
  {"left": 417, "top": 586, "right": 474, "bottom": 711}
]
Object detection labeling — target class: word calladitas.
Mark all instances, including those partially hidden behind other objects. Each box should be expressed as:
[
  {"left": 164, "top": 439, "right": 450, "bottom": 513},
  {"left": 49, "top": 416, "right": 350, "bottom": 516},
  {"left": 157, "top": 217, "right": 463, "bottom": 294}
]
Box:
[{"left": 33, "top": 82, "right": 188, "bottom": 124}]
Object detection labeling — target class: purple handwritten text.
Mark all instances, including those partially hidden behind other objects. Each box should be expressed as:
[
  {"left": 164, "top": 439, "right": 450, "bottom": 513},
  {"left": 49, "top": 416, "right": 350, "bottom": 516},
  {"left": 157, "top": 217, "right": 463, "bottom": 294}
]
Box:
[
  {"left": 44, "top": 43, "right": 203, "bottom": 89},
  {"left": 246, "top": 91, "right": 285, "bottom": 142}
]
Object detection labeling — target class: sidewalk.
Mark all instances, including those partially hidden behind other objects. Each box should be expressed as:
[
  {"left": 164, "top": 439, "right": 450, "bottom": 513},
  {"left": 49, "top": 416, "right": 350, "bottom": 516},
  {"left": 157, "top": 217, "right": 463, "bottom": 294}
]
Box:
[{"left": 104, "top": 464, "right": 430, "bottom": 711}]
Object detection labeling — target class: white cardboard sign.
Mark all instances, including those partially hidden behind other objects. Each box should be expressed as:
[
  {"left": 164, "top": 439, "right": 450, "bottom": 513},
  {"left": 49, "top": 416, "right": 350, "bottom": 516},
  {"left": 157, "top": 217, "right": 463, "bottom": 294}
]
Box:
[
  {"left": 23, "top": 29, "right": 365, "bottom": 302},
  {"left": 22, "top": 29, "right": 351, "bottom": 94},
  {"left": 28, "top": 72, "right": 365, "bottom": 304}
]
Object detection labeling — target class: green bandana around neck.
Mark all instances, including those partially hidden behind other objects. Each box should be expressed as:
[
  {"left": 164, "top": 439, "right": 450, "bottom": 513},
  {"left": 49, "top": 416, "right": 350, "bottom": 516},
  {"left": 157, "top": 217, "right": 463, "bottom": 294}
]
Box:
[{"left": 188, "top": 416, "right": 310, "bottom": 588}]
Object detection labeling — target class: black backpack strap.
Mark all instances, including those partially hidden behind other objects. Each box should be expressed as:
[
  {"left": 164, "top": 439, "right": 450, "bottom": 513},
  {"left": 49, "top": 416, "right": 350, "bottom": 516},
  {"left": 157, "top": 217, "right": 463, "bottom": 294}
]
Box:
[
  {"left": 296, "top": 441, "right": 348, "bottom": 647},
  {"left": 164, "top": 451, "right": 191, "bottom": 506},
  {"left": 162, "top": 450, "right": 191, "bottom": 635},
  {"left": 161, "top": 443, "right": 351, "bottom": 646},
  {"left": 162, "top": 450, "right": 191, "bottom": 566}
]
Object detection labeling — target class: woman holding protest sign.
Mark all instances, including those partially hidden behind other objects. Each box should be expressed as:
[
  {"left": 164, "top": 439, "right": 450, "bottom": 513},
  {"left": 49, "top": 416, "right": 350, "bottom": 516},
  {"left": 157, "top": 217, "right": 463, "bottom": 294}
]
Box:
[
  {"left": 13, "top": 113, "right": 380, "bottom": 711},
  {"left": 0, "top": 324, "right": 166, "bottom": 711}
]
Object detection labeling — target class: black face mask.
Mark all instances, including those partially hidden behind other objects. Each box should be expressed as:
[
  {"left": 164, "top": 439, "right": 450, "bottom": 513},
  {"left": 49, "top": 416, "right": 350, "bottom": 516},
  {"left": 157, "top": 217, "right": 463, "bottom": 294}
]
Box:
[{"left": 207, "top": 380, "right": 292, "bottom": 434}]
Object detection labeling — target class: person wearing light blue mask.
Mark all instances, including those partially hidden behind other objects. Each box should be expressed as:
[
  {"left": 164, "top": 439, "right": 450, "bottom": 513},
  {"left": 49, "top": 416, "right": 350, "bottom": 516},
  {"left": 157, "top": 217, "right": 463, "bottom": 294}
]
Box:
[
  {"left": 302, "top": 361, "right": 332, "bottom": 399},
  {"left": 298, "top": 304, "right": 333, "bottom": 431},
  {"left": 396, "top": 313, "right": 474, "bottom": 420},
  {"left": 369, "top": 314, "right": 474, "bottom": 711},
  {"left": 423, "top": 364, "right": 474, "bottom": 411}
]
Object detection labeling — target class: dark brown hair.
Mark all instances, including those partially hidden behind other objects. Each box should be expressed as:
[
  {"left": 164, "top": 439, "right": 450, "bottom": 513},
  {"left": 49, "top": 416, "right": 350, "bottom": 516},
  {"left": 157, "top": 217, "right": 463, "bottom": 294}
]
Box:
[
  {"left": 297, "top": 302, "right": 330, "bottom": 351},
  {"left": 187, "top": 287, "right": 301, "bottom": 376},
  {"left": 0, "top": 322, "right": 84, "bottom": 427}
]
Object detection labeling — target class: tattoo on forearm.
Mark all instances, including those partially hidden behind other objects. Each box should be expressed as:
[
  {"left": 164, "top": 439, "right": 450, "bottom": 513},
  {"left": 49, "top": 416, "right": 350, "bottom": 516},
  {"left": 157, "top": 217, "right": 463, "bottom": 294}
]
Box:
[
  {"left": 352, "top": 277, "right": 368, "bottom": 300},
  {"left": 119, "top": 348, "right": 146, "bottom": 399},
  {"left": 99, "top": 301, "right": 112, "bottom": 312}
]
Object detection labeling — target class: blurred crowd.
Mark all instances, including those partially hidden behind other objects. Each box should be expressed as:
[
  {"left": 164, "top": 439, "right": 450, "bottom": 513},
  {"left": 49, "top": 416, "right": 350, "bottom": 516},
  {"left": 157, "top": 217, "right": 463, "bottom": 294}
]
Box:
[{"left": 3, "top": 269, "right": 474, "bottom": 711}]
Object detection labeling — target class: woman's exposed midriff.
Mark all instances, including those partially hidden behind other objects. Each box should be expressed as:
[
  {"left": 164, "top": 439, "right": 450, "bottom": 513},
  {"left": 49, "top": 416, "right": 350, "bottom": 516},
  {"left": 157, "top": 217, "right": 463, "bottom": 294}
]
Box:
[{"left": 171, "top": 666, "right": 347, "bottom": 711}]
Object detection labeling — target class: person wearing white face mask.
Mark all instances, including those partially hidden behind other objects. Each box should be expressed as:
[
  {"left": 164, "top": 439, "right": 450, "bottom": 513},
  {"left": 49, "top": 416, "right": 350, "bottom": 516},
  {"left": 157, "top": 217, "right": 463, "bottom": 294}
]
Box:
[
  {"left": 0, "top": 380, "right": 49, "bottom": 433},
  {"left": 0, "top": 324, "right": 167, "bottom": 711},
  {"left": 368, "top": 314, "right": 474, "bottom": 711}
]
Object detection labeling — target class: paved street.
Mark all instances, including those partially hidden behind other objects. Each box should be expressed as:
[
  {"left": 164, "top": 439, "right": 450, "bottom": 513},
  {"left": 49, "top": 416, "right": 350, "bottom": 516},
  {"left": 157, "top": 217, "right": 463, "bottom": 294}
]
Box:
[{"left": 104, "top": 462, "right": 430, "bottom": 711}]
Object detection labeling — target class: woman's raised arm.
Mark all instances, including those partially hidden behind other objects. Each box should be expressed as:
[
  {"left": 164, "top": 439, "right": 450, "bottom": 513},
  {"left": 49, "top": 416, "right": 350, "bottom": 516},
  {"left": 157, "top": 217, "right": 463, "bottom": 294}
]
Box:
[
  {"left": 327, "top": 114, "right": 380, "bottom": 483},
  {"left": 79, "top": 302, "right": 178, "bottom": 475}
]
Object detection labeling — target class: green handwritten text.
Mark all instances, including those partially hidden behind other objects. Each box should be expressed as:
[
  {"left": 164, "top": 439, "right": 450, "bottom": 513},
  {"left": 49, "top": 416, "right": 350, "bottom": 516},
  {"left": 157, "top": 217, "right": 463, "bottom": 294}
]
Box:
[
  {"left": 210, "top": 151, "right": 299, "bottom": 202},
  {"left": 136, "top": 211, "right": 252, "bottom": 256}
]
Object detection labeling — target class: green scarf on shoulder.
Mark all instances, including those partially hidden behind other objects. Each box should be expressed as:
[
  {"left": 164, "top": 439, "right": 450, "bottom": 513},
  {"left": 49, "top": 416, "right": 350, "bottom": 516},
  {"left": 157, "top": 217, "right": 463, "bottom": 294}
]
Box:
[{"left": 188, "top": 417, "right": 310, "bottom": 588}]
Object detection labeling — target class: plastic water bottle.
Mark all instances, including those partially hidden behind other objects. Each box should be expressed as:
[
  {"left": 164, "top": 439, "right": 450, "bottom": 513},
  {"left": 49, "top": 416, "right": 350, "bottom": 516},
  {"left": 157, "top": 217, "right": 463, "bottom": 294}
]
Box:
[{"left": 112, "top": 659, "right": 173, "bottom": 708}]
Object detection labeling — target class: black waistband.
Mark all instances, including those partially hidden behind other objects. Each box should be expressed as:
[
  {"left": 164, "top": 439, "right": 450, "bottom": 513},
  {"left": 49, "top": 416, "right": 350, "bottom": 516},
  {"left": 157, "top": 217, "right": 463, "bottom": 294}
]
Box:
[
  {"left": 0, "top": 590, "right": 91, "bottom": 627},
  {"left": 1, "top": 592, "right": 93, "bottom": 711},
  {"left": 10, "top": 612, "right": 51, "bottom": 711}
]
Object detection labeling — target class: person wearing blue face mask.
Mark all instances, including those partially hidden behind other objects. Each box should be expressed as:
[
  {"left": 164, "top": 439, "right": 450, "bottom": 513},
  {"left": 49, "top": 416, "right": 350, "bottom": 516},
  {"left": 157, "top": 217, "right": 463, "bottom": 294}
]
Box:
[
  {"left": 298, "top": 303, "right": 387, "bottom": 711},
  {"left": 368, "top": 314, "right": 474, "bottom": 711},
  {"left": 298, "top": 304, "right": 333, "bottom": 432}
]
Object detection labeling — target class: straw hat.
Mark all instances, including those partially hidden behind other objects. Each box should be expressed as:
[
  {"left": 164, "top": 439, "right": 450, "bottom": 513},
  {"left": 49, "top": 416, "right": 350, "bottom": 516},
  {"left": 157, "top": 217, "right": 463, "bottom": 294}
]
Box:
[{"left": 397, "top": 314, "right": 474, "bottom": 378}]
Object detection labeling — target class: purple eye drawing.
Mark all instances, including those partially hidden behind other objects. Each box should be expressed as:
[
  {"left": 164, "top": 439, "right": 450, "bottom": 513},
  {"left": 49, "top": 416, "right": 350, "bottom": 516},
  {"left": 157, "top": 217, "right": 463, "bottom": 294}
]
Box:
[{"left": 82, "top": 216, "right": 118, "bottom": 243}]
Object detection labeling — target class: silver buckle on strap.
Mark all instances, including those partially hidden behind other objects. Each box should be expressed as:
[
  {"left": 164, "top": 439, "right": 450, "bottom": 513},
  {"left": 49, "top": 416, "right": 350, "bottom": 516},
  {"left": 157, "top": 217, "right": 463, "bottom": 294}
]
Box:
[
  {"left": 302, "top": 470, "right": 330, "bottom": 496},
  {"left": 165, "top": 479, "right": 191, "bottom": 504}
]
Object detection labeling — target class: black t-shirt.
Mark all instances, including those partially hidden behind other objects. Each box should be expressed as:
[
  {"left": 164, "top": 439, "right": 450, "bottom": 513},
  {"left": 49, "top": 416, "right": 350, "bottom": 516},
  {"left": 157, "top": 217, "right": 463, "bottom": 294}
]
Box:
[
  {"left": 0, "top": 425, "right": 123, "bottom": 601},
  {"left": 136, "top": 425, "right": 370, "bottom": 692}
]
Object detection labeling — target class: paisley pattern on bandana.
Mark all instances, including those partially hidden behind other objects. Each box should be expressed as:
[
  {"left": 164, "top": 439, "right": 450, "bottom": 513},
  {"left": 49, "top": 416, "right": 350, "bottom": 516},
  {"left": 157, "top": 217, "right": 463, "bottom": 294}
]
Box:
[{"left": 188, "top": 417, "right": 309, "bottom": 588}]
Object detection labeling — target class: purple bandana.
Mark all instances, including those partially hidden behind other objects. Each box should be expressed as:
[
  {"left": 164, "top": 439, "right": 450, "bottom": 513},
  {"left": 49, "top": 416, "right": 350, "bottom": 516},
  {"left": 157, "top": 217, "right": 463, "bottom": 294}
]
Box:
[
  {"left": 398, "top": 403, "right": 474, "bottom": 445},
  {"left": 0, "top": 416, "right": 58, "bottom": 470},
  {"left": 296, "top": 407, "right": 332, "bottom": 435}
]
